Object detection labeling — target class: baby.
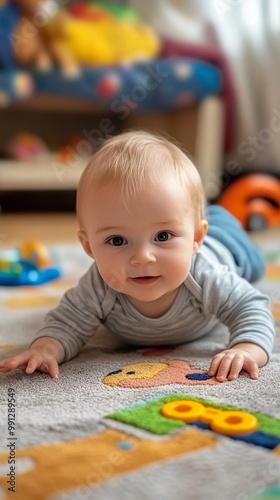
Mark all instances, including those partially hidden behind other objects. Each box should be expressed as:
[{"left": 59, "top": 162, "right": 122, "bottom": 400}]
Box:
[{"left": 0, "top": 131, "right": 275, "bottom": 382}]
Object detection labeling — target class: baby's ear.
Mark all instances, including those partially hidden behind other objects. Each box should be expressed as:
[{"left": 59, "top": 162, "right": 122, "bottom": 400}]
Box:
[
  {"left": 78, "top": 229, "right": 94, "bottom": 259},
  {"left": 193, "top": 219, "right": 208, "bottom": 253}
]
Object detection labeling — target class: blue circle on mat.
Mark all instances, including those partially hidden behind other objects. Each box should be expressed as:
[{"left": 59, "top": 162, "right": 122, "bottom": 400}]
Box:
[
  {"left": 117, "top": 441, "right": 134, "bottom": 451},
  {"left": 186, "top": 373, "right": 212, "bottom": 381}
]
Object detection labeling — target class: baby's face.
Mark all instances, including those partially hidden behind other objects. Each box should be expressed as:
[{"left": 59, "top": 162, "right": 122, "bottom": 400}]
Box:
[{"left": 80, "top": 173, "right": 205, "bottom": 315}]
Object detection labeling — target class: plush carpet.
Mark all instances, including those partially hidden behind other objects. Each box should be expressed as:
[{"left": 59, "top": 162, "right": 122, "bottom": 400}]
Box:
[{"left": 0, "top": 239, "right": 280, "bottom": 500}]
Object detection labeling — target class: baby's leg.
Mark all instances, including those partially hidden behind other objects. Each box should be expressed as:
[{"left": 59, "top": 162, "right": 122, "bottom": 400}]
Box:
[{"left": 206, "top": 205, "right": 265, "bottom": 283}]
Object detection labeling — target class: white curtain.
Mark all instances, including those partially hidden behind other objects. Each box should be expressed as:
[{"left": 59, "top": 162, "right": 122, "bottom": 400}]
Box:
[{"left": 129, "top": 0, "right": 280, "bottom": 175}]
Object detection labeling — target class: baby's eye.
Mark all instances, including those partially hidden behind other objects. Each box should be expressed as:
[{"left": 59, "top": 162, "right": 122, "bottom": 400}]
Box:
[
  {"left": 108, "top": 236, "right": 127, "bottom": 246},
  {"left": 155, "top": 231, "right": 171, "bottom": 242}
]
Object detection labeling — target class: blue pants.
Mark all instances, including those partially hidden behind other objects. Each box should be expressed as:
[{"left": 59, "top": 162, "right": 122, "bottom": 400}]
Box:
[{"left": 206, "top": 205, "right": 265, "bottom": 283}]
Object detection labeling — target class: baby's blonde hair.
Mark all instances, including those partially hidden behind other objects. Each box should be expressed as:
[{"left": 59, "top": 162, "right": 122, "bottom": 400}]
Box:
[{"left": 77, "top": 130, "right": 205, "bottom": 228}]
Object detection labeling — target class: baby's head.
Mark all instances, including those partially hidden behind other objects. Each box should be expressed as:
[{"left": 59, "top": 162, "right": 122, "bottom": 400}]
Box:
[
  {"left": 77, "top": 130, "right": 206, "bottom": 231},
  {"left": 76, "top": 131, "right": 208, "bottom": 313}
]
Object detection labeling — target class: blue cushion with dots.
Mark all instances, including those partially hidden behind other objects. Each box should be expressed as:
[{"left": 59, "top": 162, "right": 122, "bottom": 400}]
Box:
[{"left": 32, "top": 58, "right": 222, "bottom": 111}]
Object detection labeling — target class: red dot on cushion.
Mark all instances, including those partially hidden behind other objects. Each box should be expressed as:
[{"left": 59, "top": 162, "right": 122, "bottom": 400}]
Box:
[{"left": 96, "top": 75, "right": 121, "bottom": 98}]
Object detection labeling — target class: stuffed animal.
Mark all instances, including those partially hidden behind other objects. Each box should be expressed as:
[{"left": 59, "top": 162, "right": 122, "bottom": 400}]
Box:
[
  {"left": 4, "top": 0, "right": 159, "bottom": 75},
  {"left": 11, "top": 0, "right": 80, "bottom": 75}
]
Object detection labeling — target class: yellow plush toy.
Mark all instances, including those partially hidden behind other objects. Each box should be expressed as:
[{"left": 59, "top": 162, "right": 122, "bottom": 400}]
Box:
[{"left": 59, "top": 17, "right": 160, "bottom": 66}]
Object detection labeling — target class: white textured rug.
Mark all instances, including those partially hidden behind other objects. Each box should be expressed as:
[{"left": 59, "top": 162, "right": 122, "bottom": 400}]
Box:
[{"left": 0, "top": 243, "right": 280, "bottom": 500}]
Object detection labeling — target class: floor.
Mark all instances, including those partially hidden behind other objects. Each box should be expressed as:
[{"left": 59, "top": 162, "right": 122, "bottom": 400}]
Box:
[{"left": 0, "top": 213, "right": 79, "bottom": 248}]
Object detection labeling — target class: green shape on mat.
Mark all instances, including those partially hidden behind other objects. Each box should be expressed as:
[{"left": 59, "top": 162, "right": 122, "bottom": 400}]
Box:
[
  {"left": 107, "top": 398, "right": 185, "bottom": 435},
  {"left": 106, "top": 393, "right": 280, "bottom": 437}
]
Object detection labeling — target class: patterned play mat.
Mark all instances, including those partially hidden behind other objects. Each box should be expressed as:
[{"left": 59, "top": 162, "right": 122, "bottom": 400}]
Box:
[
  {"left": 0, "top": 241, "right": 280, "bottom": 500},
  {"left": 256, "top": 243, "right": 280, "bottom": 346}
]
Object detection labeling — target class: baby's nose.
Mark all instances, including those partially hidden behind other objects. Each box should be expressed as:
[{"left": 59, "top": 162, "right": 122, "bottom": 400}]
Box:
[{"left": 129, "top": 245, "right": 156, "bottom": 265}]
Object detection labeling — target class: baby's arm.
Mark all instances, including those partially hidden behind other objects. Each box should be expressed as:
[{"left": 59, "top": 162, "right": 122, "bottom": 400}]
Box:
[
  {"left": 208, "top": 342, "right": 268, "bottom": 382},
  {"left": 191, "top": 253, "right": 275, "bottom": 382},
  {"left": 0, "top": 264, "right": 106, "bottom": 378},
  {"left": 0, "top": 338, "right": 65, "bottom": 379}
]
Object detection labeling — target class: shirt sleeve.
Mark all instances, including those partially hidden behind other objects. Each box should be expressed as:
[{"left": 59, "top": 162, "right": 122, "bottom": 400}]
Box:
[
  {"left": 190, "top": 252, "right": 275, "bottom": 360},
  {"left": 31, "top": 263, "right": 109, "bottom": 362}
]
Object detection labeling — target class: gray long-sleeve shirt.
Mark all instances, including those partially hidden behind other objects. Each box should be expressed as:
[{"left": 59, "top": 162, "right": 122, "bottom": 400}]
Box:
[{"left": 33, "top": 236, "right": 275, "bottom": 362}]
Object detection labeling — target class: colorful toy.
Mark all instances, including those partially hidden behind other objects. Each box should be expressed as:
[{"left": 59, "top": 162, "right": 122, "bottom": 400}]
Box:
[
  {"left": 56, "top": 135, "right": 92, "bottom": 165},
  {"left": 5, "top": 132, "right": 49, "bottom": 161},
  {"left": 217, "top": 174, "right": 280, "bottom": 231},
  {"left": 0, "top": 240, "right": 61, "bottom": 286}
]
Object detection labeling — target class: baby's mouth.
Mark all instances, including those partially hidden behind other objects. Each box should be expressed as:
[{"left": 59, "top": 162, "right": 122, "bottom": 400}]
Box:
[{"left": 129, "top": 276, "right": 160, "bottom": 284}]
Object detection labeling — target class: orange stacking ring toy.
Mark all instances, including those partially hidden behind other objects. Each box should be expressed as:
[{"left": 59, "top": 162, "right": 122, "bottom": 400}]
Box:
[{"left": 217, "top": 174, "right": 280, "bottom": 230}]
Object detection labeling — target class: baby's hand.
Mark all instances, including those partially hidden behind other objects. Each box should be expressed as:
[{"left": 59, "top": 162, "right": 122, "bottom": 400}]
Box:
[
  {"left": 208, "top": 342, "right": 267, "bottom": 382},
  {"left": 0, "top": 339, "right": 64, "bottom": 379}
]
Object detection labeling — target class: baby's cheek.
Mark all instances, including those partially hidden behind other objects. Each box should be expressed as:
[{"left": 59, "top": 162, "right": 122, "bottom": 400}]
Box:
[{"left": 171, "top": 258, "right": 191, "bottom": 281}]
